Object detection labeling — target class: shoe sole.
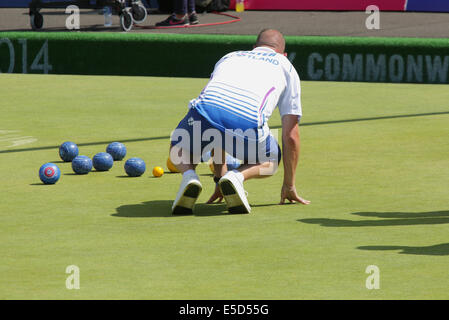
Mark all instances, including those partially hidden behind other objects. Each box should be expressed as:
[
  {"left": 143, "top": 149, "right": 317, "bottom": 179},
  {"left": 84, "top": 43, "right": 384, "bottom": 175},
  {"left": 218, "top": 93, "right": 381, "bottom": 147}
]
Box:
[
  {"left": 172, "top": 182, "right": 202, "bottom": 215},
  {"left": 219, "top": 179, "right": 250, "bottom": 214}
]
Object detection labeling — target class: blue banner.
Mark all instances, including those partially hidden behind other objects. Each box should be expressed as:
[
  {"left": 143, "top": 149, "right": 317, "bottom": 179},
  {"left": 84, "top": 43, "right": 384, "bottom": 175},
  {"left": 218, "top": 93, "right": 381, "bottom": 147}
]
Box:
[
  {"left": 0, "top": 0, "right": 81, "bottom": 7},
  {"left": 406, "top": 0, "right": 449, "bottom": 12},
  {"left": 0, "top": 0, "right": 31, "bottom": 7}
]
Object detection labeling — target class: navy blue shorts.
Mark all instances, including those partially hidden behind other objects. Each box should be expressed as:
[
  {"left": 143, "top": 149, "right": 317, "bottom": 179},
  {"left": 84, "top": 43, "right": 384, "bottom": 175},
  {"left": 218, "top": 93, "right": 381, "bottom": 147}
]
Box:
[{"left": 170, "top": 108, "right": 281, "bottom": 165}]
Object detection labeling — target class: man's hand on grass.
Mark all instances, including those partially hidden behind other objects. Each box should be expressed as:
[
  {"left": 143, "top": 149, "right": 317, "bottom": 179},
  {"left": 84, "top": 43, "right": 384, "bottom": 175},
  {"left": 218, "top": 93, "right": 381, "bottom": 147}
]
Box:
[{"left": 279, "top": 184, "right": 310, "bottom": 205}]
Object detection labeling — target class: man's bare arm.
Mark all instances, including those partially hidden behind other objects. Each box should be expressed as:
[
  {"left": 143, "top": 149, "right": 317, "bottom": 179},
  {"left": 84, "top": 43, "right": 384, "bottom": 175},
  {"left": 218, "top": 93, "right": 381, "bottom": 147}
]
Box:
[{"left": 280, "top": 114, "right": 310, "bottom": 205}]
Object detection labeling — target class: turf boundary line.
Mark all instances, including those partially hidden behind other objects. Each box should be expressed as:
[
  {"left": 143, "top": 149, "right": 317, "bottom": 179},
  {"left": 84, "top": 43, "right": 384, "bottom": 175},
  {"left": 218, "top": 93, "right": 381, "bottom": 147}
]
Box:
[
  {"left": 2, "top": 110, "right": 448, "bottom": 155},
  {"left": 0, "top": 33, "right": 449, "bottom": 83}
]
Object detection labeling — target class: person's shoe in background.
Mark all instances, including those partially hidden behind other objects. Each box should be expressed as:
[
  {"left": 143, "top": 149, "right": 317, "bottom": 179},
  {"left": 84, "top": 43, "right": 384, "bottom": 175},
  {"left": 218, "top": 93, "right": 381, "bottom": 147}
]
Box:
[
  {"left": 189, "top": 12, "right": 199, "bottom": 25},
  {"left": 155, "top": 14, "right": 189, "bottom": 26}
]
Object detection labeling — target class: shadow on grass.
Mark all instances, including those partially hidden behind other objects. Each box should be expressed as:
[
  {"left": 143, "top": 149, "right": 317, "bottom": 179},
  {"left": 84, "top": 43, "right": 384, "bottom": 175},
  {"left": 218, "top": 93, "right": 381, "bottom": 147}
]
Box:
[
  {"left": 299, "top": 211, "right": 449, "bottom": 257},
  {"left": 358, "top": 243, "right": 449, "bottom": 256},
  {"left": 112, "top": 200, "right": 229, "bottom": 218},
  {"left": 354, "top": 211, "right": 449, "bottom": 219},
  {"left": 299, "top": 211, "right": 449, "bottom": 227}
]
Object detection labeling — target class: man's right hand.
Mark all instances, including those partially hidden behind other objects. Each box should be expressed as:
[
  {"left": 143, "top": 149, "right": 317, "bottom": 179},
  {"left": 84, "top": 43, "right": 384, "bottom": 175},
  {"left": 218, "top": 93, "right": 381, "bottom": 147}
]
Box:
[{"left": 279, "top": 184, "right": 310, "bottom": 205}]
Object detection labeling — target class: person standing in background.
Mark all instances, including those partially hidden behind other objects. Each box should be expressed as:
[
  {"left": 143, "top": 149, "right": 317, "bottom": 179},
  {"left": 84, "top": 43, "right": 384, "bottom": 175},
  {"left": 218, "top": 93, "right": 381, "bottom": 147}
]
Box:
[{"left": 156, "top": 0, "right": 199, "bottom": 26}]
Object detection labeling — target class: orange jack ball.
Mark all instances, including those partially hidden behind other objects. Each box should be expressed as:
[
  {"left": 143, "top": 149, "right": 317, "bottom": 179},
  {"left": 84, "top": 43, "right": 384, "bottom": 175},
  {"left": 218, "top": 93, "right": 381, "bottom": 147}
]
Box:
[{"left": 153, "top": 166, "right": 164, "bottom": 177}]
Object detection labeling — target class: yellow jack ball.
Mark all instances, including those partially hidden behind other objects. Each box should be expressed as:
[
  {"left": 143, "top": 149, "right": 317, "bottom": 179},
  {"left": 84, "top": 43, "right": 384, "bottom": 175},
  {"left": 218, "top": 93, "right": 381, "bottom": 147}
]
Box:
[{"left": 153, "top": 166, "right": 164, "bottom": 177}]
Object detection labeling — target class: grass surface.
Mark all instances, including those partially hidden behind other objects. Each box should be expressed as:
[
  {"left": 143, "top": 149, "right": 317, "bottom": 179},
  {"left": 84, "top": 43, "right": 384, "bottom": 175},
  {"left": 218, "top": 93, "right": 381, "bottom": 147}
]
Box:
[{"left": 1, "top": 74, "right": 449, "bottom": 299}]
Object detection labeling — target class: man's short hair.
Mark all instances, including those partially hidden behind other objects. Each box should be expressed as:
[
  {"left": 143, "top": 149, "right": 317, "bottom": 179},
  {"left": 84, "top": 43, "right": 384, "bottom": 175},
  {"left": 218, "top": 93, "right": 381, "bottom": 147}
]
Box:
[{"left": 255, "top": 29, "right": 285, "bottom": 53}]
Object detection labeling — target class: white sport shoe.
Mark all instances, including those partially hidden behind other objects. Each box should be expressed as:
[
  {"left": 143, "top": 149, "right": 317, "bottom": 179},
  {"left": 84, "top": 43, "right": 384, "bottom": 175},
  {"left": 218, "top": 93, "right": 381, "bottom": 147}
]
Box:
[
  {"left": 172, "top": 171, "right": 202, "bottom": 215},
  {"left": 218, "top": 171, "right": 251, "bottom": 214}
]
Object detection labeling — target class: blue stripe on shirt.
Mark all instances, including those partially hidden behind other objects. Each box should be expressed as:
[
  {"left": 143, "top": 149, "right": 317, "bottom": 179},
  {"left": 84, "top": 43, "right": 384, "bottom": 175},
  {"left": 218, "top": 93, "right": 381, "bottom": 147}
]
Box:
[
  {"left": 203, "top": 92, "right": 258, "bottom": 116},
  {"left": 195, "top": 101, "right": 258, "bottom": 132},
  {"left": 200, "top": 99, "right": 258, "bottom": 123}
]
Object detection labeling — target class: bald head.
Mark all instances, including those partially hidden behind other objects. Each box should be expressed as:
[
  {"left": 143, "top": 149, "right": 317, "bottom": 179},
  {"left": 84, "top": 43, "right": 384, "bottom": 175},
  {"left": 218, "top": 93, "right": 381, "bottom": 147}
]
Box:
[{"left": 255, "top": 29, "right": 286, "bottom": 54}]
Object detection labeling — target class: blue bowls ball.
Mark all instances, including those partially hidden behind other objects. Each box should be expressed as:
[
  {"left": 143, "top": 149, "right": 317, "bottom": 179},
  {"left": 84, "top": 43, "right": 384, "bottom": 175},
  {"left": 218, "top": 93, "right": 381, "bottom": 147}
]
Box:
[
  {"left": 93, "top": 152, "right": 114, "bottom": 171},
  {"left": 72, "top": 155, "right": 93, "bottom": 174},
  {"left": 106, "top": 142, "right": 127, "bottom": 161},
  {"left": 39, "top": 163, "right": 61, "bottom": 184},
  {"left": 59, "top": 141, "right": 79, "bottom": 162},
  {"left": 124, "top": 157, "right": 146, "bottom": 177}
]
